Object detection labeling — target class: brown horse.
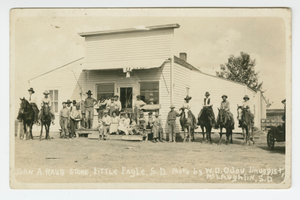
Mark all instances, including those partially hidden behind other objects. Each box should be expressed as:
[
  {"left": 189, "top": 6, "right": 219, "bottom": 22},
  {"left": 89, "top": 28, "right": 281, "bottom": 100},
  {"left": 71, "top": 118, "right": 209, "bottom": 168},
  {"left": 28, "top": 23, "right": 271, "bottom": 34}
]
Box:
[
  {"left": 39, "top": 102, "right": 52, "bottom": 141},
  {"left": 17, "top": 98, "right": 35, "bottom": 140},
  {"left": 237, "top": 106, "right": 254, "bottom": 145},
  {"left": 180, "top": 108, "right": 195, "bottom": 143},
  {"left": 217, "top": 108, "right": 234, "bottom": 145},
  {"left": 198, "top": 106, "right": 216, "bottom": 144}
]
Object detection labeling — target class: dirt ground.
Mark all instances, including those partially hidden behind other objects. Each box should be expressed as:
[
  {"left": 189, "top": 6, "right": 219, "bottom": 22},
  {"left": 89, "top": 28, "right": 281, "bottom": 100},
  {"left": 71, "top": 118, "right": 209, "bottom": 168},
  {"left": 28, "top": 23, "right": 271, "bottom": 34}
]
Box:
[{"left": 13, "top": 131, "right": 286, "bottom": 185}]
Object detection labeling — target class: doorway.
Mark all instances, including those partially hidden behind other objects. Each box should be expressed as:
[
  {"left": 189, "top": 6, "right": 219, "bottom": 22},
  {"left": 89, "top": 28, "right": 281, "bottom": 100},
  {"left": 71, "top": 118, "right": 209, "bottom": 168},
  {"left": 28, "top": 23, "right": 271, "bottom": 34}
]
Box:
[{"left": 120, "top": 87, "right": 133, "bottom": 113}]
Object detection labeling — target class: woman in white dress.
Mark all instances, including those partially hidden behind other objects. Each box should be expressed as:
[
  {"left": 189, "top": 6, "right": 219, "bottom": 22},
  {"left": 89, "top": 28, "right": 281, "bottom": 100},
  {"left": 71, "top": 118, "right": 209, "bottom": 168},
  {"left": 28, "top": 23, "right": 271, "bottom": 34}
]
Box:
[
  {"left": 118, "top": 113, "right": 130, "bottom": 135},
  {"left": 109, "top": 111, "right": 120, "bottom": 134}
]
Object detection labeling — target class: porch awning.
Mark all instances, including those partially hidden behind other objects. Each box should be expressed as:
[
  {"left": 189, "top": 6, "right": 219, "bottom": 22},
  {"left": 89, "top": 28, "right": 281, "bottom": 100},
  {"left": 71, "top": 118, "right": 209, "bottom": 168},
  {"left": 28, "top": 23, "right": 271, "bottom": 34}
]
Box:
[{"left": 83, "top": 58, "right": 168, "bottom": 71}]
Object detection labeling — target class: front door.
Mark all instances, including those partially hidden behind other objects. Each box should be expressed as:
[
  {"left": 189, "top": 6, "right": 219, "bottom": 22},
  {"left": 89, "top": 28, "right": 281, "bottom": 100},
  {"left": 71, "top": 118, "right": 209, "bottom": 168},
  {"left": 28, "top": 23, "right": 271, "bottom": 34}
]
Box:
[{"left": 120, "top": 87, "right": 133, "bottom": 113}]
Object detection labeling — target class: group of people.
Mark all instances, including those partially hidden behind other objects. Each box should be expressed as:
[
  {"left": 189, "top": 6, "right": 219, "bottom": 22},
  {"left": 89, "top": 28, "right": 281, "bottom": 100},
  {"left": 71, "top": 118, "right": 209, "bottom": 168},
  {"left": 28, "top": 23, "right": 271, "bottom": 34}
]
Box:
[{"left": 19, "top": 86, "right": 254, "bottom": 142}]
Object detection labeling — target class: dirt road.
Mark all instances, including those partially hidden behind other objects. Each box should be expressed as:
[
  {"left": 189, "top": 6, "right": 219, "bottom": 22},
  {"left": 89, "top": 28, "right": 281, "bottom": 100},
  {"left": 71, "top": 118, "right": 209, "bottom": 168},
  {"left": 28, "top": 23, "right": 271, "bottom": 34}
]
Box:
[{"left": 13, "top": 131, "right": 285, "bottom": 185}]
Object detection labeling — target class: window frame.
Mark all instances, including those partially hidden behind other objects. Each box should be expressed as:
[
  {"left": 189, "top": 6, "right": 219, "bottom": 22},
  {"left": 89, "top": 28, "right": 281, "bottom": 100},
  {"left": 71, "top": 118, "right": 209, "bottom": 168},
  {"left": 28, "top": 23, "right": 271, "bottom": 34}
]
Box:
[
  {"left": 139, "top": 80, "right": 160, "bottom": 104},
  {"left": 48, "top": 89, "right": 59, "bottom": 113},
  {"left": 94, "top": 82, "right": 116, "bottom": 101}
]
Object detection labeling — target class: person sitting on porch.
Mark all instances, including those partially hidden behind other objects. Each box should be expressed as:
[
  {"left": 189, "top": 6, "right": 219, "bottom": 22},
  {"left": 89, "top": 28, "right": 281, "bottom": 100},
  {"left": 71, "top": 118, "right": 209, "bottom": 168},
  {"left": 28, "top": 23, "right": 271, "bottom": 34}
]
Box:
[
  {"left": 118, "top": 113, "right": 130, "bottom": 135},
  {"left": 138, "top": 111, "right": 147, "bottom": 136},
  {"left": 152, "top": 112, "right": 164, "bottom": 143},
  {"left": 84, "top": 90, "right": 98, "bottom": 129},
  {"left": 133, "top": 95, "right": 146, "bottom": 123},
  {"left": 238, "top": 95, "right": 254, "bottom": 127},
  {"left": 114, "top": 95, "right": 122, "bottom": 116},
  {"left": 128, "top": 119, "right": 139, "bottom": 135},
  {"left": 106, "top": 97, "right": 117, "bottom": 116},
  {"left": 109, "top": 111, "right": 120, "bottom": 134},
  {"left": 99, "top": 110, "right": 110, "bottom": 140},
  {"left": 181, "top": 95, "right": 197, "bottom": 130},
  {"left": 38, "top": 90, "right": 55, "bottom": 125}
]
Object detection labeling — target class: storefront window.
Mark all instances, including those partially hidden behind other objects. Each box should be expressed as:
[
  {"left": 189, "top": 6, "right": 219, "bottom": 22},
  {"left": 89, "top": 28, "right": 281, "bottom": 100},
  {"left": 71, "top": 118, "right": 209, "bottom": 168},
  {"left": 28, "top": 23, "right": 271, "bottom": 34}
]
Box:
[
  {"left": 140, "top": 81, "right": 159, "bottom": 104},
  {"left": 96, "top": 83, "right": 114, "bottom": 101}
]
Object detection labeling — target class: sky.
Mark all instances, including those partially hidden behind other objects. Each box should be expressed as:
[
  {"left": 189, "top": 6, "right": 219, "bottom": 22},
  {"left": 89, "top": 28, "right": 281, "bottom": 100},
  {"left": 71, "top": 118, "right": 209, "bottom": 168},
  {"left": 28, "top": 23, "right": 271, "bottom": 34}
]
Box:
[{"left": 13, "top": 9, "right": 288, "bottom": 111}]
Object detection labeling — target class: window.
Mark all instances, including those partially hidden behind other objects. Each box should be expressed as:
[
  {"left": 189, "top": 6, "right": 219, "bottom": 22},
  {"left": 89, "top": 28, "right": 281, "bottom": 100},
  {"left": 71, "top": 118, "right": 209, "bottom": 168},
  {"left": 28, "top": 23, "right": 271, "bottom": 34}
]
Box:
[
  {"left": 96, "top": 83, "right": 115, "bottom": 101},
  {"left": 49, "top": 90, "right": 58, "bottom": 113},
  {"left": 140, "top": 81, "right": 159, "bottom": 104}
]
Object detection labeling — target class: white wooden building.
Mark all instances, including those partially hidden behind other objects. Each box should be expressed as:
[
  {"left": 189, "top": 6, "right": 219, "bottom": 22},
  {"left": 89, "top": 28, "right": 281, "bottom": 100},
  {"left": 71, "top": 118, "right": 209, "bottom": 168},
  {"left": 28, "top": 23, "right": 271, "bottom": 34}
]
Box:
[{"left": 29, "top": 24, "right": 266, "bottom": 133}]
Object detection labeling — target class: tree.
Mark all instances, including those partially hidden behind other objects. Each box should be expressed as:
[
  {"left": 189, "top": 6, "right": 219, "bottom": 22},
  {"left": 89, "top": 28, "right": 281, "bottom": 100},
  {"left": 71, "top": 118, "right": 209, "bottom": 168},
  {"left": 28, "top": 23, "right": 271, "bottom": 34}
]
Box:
[{"left": 216, "top": 52, "right": 263, "bottom": 92}]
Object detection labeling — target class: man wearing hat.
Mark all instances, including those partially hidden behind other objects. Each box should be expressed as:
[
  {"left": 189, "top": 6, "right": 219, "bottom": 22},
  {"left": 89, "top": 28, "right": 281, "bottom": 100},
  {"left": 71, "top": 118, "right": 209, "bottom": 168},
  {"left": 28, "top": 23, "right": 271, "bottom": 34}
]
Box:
[
  {"left": 69, "top": 103, "right": 82, "bottom": 138},
  {"left": 27, "top": 87, "right": 39, "bottom": 124},
  {"left": 181, "top": 95, "right": 198, "bottom": 129},
  {"left": 133, "top": 95, "right": 146, "bottom": 124},
  {"left": 198, "top": 92, "right": 216, "bottom": 124},
  {"left": 238, "top": 95, "right": 254, "bottom": 127},
  {"left": 99, "top": 110, "right": 111, "bottom": 140},
  {"left": 59, "top": 101, "right": 70, "bottom": 138},
  {"left": 219, "top": 95, "right": 235, "bottom": 129},
  {"left": 114, "top": 95, "right": 122, "bottom": 116},
  {"left": 167, "top": 104, "right": 180, "bottom": 143},
  {"left": 38, "top": 90, "right": 55, "bottom": 125},
  {"left": 84, "top": 90, "right": 98, "bottom": 129}
]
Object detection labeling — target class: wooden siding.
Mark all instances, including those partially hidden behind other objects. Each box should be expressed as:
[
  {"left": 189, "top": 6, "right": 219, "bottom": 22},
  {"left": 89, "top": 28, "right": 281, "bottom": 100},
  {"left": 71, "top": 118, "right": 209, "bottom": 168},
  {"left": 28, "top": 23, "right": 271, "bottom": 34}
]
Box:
[
  {"left": 29, "top": 59, "right": 85, "bottom": 131},
  {"left": 85, "top": 29, "right": 173, "bottom": 69}
]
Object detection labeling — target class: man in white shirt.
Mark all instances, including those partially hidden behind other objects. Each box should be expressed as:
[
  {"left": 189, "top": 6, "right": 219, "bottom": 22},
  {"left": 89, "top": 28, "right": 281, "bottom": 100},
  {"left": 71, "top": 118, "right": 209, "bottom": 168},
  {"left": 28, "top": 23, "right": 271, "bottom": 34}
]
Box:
[
  {"left": 38, "top": 90, "right": 55, "bottom": 125},
  {"left": 238, "top": 95, "right": 254, "bottom": 127},
  {"left": 114, "top": 95, "right": 122, "bottom": 116},
  {"left": 100, "top": 110, "right": 111, "bottom": 140},
  {"left": 181, "top": 95, "right": 197, "bottom": 130},
  {"left": 69, "top": 103, "right": 82, "bottom": 138}
]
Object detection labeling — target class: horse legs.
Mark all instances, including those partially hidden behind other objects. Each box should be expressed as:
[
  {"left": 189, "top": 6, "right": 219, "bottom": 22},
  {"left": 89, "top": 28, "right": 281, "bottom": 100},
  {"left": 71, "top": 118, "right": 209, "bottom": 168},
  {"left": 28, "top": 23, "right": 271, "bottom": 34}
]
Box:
[
  {"left": 251, "top": 126, "right": 255, "bottom": 144},
  {"left": 219, "top": 127, "right": 223, "bottom": 145},
  {"left": 201, "top": 125, "right": 205, "bottom": 143},
  {"left": 30, "top": 124, "right": 33, "bottom": 140},
  {"left": 208, "top": 126, "right": 212, "bottom": 144},
  {"left": 230, "top": 129, "right": 233, "bottom": 144},
  {"left": 40, "top": 124, "right": 43, "bottom": 141},
  {"left": 46, "top": 124, "right": 51, "bottom": 140},
  {"left": 188, "top": 126, "right": 191, "bottom": 143},
  {"left": 183, "top": 128, "right": 187, "bottom": 143}
]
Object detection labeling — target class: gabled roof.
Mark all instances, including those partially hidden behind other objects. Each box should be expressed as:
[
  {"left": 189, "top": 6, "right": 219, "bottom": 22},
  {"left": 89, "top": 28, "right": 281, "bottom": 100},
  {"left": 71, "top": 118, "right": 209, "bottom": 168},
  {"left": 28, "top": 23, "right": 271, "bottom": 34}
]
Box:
[
  {"left": 78, "top": 24, "right": 180, "bottom": 37},
  {"left": 174, "top": 56, "right": 201, "bottom": 72}
]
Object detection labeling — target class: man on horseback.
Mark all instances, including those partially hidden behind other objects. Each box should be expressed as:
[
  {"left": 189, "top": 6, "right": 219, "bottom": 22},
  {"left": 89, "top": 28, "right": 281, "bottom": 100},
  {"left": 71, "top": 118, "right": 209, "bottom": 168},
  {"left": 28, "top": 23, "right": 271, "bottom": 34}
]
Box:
[
  {"left": 25, "top": 88, "right": 39, "bottom": 124},
  {"left": 198, "top": 91, "right": 217, "bottom": 125},
  {"left": 181, "top": 95, "right": 198, "bottom": 130},
  {"left": 38, "top": 90, "right": 55, "bottom": 125},
  {"left": 238, "top": 95, "right": 254, "bottom": 128},
  {"left": 218, "top": 95, "right": 235, "bottom": 130}
]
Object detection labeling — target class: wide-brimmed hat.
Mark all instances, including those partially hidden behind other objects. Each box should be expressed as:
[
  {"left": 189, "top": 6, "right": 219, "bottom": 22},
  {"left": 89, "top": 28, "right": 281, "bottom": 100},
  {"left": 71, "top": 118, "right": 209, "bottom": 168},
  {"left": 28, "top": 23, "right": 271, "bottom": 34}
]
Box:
[
  {"left": 205, "top": 91, "right": 210, "bottom": 96},
  {"left": 62, "top": 102, "right": 67, "bottom": 104},
  {"left": 243, "top": 95, "right": 250, "bottom": 100},
  {"left": 184, "top": 95, "right": 192, "bottom": 100},
  {"left": 43, "top": 90, "right": 50, "bottom": 95},
  {"left": 170, "top": 104, "right": 175, "bottom": 108},
  {"left": 73, "top": 100, "right": 77, "bottom": 104},
  {"left": 86, "top": 90, "right": 93, "bottom": 95},
  {"left": 28, "top": 87, "right": 35, "bottom": 93},
  {"left": 221, "top": 95, "right": 228, "bottom": 99},
  {"left": 66, "top": 100, "right": 72, "bottom": 104},
  {"left": 148, "top": 112, "right": 153, "bottom": 115}
]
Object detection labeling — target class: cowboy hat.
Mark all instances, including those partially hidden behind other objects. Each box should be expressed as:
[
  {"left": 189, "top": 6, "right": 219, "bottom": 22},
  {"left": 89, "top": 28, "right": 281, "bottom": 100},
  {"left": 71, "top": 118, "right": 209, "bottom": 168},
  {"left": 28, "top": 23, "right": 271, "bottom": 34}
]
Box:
[
  {"left": 243, "top": 95, "right": 250, "bottom": 100},
  {"left": 73, "top": 100, "right": 77, "bottom": 104},
  {"left": 184, "top": 95, "right": 192, "bottom": 100},
  {"left": 66, "top": 100, "right": 72, "bottom": 104},
  {"left": 221, "top": 95, "right": 228, "bottom": 98},
  {"left": 43, "top": 90, "right": 50, "bottom": 95},
  {"left": 86, "top": 90, "right": 93, "bottom": 95},
  {"left": 148, "top": 112, "right": 153, "bottom": 115},
  {"left": 170, "top": 104, "right": 175, "bottom": 108},
  {"left": 28, "top": 87, "right": 35, "bottom": 93},
  {"left": 62, "top": 102, "right": 67, "bottom": 104},
  {"left": 205, "top": 91, "right": 210, "bottom": 96}
]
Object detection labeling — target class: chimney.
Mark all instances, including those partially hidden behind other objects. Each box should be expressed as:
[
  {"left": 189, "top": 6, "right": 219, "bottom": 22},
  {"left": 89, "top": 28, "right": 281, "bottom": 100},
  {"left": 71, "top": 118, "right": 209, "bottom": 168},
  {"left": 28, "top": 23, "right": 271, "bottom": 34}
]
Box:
[{"left": 179, "top": 53, "right": 187, "bottom": 62}]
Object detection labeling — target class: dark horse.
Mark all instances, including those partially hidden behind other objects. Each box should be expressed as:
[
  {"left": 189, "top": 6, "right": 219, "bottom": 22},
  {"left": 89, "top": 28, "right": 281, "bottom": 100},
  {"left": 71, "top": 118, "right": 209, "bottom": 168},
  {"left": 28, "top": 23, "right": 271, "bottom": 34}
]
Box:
[
  {"left": 198, "top": 106, "right": 215, "bottom": 144},
  {"left": 180, "top": 108, "right": 195, "bottom": 143},
  {"left": 39, "top": 102, "right": 52, "bottom": 141},
  {"left": 18, "top": 98, "right": 36, "bottom": 140},
  {"left": 237, "top": 106, "right": 254, "bottom": 145},
  {"left": 217, "top": 108, "right": 234, "bottom": 145}
]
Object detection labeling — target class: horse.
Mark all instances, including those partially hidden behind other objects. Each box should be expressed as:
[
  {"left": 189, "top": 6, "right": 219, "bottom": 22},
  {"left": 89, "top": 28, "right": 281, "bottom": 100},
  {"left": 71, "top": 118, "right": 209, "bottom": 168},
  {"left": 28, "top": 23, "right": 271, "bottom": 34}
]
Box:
[
  {"left": 217, "top": 108, "right": 234, "bottom": 145},
  {"left": 180, "top": 108, "right": 195, "bottom": 143},
  {"left": 17, "top": 98, "right": 35, "bottom": 140},
  {"left": 39, "top": 102, "right": 52, "bottom": 141},
  {"left": 237, "top": 106, "right": 254, "bottom": 145},
  {"left": 198, "top": 106, "right": 215, "bottom": 144}
]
